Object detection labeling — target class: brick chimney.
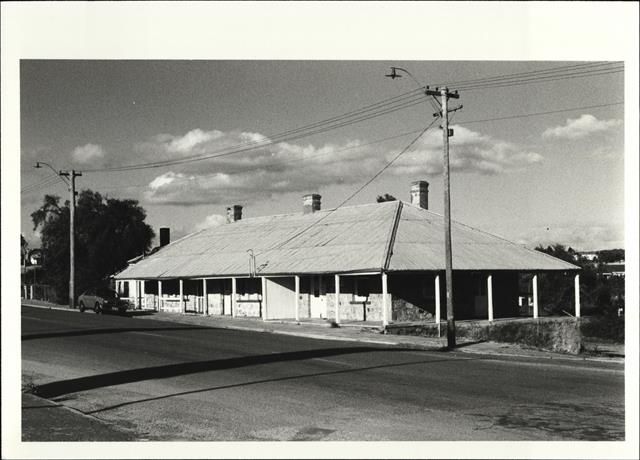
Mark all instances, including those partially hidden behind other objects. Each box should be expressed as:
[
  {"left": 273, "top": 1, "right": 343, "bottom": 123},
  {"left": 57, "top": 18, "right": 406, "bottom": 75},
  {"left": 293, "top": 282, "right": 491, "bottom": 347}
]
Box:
[
  {"left": 159, "top": 227, "right": 170, "bottom": 247},
  {"left": 410, "top": 180, "right": 429, "bottom": 209},
  {"left": 302, "top": 194, "right": 321, "bottom": 214},
  {"left": 226, "top": 205, "right": 243, "bottom": 223}
]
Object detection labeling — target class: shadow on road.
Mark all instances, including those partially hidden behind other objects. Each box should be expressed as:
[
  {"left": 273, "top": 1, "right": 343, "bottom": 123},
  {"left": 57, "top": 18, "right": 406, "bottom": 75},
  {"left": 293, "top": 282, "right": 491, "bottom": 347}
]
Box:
[
  {"left": 22, "top": 325, "right": 220, "bottom": 341},
  {"left": 31, "top": 346, "right": 470, "bottom": 400},
  {"left": 87, "top": 354, "right": 476, "bottom": 415}
]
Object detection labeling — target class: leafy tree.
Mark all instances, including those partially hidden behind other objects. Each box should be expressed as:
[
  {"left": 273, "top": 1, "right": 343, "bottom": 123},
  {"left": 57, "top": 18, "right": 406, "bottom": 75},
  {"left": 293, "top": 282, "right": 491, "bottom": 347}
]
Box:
[
  {"left": 534, "top": 244, "right": 624, "bottom": 317},
  {"left": 21, "top": 234, "right": 29, "bottom": 265},
  {"left": 31, "top": 190, "right": 154, "bottom": 304},
  {"left": 597, "top": 248, "right": 625, "bottom": 263},
  {"left": 376, "top": 193, "right": 397, "bottom": 203}
]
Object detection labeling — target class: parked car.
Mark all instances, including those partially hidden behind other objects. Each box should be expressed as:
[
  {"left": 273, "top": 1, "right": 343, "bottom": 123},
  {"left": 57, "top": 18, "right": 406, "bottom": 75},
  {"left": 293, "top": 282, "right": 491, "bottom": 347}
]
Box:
[{"left": 78, "top": 287, "right": 131, "bottom": 314}]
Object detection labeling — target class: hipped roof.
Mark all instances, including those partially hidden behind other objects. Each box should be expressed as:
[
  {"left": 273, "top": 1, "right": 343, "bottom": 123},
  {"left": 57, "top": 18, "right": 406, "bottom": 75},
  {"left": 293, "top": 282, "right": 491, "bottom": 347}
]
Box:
[{"left": 115, "top": 201, "right": 579, "bottom": 280}]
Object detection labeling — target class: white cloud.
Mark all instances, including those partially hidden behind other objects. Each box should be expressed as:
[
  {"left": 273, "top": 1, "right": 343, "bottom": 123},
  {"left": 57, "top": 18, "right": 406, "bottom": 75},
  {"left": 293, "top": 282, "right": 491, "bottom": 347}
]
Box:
[
  {"left": 391, "top": 125, "right": 543, "bottom": 176},
  {"left": 71, "top": 143, "right": 105, "bottom": 164},
  {"left": 149, "top": 172, "right": 185, "bottom": 190},
  {"left": 140, "top": 125, "right": 542, "bottom": 205},
  {"left": 542, "top": 114, "right": 622, "bottom": 139},
  {"left": 194, "top": 214, "right": 227, "bottom": 232},
  {"left": 166, "top": 129, "right": 224, "bottom": 153}
]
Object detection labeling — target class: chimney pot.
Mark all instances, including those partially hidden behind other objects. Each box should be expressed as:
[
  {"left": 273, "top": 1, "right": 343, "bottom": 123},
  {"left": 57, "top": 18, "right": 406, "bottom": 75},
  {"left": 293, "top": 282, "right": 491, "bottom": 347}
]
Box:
[
  {"left": 410, "top": 180, "right": 429, "bottom": 209},
  {"left": 227, "top": 205, "right": 243, "bottom": 223},
  {"left": 302, "top": 194, "right": 321, "bottom": 214},
  {"left": 159, "top": 227, "right": 170, "bottom": 247}
]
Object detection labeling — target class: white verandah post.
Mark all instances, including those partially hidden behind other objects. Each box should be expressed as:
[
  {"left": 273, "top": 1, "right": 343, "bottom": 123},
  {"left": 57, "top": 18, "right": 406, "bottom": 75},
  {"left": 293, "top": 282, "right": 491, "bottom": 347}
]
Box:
[
  {"left": 158, "top": 280, "right": 163, "bottom": 312},
  {"left": 179, "top": 279, "right": 184, "bottom": 314},
  {"left": 532, "top": 274, "right": 538, "bottom": 319},
  {"left": 294, "top": 275, "right": 300, "bottom": 322},
  {"left": 203, "top": 278, "right": 208, "bottom": 315},
  {"left": 231, "top": 277, "right": 237, "bottom": 317},
  {"left": 574, "top": 273, "right": 581, "bottom": 318},
  {"left": 434, "top": 274, "right": 441, "bottom": 324},
  {"left": 381, "top": 272, "right": 389, "bottom": 328},
  {"left": 487, "top": 274, "right": 494, "bottom": 322},
  {"left": 261, "top": 276, "right": 267, "bottom": 321},
  {"left": 335, "top": 274, "right": 341, "bottom": 325},
  {"left": 140, "top": 280, "right": 146, "bottom": 309}
]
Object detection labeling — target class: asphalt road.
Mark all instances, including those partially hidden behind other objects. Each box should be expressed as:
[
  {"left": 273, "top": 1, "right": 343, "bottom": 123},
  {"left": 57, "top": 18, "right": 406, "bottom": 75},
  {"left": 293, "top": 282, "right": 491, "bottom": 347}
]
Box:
[{"left": 21, "top": 306, "right": 625, "bottom": 441}]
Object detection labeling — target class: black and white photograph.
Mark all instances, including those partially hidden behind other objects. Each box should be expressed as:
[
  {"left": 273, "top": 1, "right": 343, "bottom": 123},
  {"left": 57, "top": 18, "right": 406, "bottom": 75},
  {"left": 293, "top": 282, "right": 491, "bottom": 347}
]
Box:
[{"left": 2, "top": 2, "right": 638, "bottom": 459}]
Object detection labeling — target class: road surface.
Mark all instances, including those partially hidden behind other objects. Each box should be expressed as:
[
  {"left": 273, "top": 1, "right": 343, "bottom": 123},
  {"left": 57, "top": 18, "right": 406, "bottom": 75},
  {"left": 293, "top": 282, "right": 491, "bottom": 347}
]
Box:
[{"left": 21, "top": 306, "right": 624, "bottom": 441}]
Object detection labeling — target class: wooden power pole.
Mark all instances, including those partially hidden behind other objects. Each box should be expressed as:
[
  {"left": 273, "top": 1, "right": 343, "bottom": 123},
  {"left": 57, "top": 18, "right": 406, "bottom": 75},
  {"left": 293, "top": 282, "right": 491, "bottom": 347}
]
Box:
[
  {"left": 59, "top": 170, "right": 82, "bottom": 309},
  {"left": 426, "top": 86, "right": 459, "bottom": 348}
]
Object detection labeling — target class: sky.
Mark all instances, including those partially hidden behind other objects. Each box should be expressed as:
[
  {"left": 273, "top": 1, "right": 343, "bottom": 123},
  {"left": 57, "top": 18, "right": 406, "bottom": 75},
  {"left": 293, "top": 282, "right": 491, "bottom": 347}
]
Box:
[{"left": 20, "top": 60, "right": 624, "bottom": 251}]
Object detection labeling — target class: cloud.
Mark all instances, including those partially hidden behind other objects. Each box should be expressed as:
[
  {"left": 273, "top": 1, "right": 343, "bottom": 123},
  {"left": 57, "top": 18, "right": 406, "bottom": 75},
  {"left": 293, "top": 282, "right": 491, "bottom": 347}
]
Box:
[
  {"left": 194, "top": 214, "right": 227, "bottom": 232},
  {"left": 542, "top": 114, "right": 622, "bottom": 139},
  {"left": 139, "top": 125, "right": 542, "bottom": 205},
  {"left": 71, "top": 143, "right": 105, "bottom": 164},
  {"left": 391, "top": 125, "right": 543, "bottom": 176},
  {"left": 515, "top": 223, "right": 624, "bottom": 251}
]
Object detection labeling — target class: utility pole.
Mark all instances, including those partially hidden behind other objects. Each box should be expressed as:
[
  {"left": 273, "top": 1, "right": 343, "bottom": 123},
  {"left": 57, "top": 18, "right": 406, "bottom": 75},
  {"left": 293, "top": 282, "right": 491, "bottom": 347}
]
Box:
[
  {"left": 385, "top": 69, "right": 461, "bottom": 348},
  {"left": 59, "top": 170, "right": 82, "bottom": 309},
  {"left": 426, "top": 86, "right": 460, "bottom": 348}
]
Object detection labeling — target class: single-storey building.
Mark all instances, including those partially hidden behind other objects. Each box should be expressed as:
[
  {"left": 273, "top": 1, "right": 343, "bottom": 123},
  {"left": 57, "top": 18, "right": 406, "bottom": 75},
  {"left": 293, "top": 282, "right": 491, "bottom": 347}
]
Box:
[{"left": 113, "top": 181, "right": 581, "bottom": 326}]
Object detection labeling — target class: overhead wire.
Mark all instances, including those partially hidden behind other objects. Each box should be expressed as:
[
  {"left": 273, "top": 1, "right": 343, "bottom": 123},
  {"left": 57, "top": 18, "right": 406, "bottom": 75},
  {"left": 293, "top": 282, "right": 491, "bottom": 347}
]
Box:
[
  {"left": 453, "top": 67, "right": 623, "bottom": 91},
  {"left": 77, "top": 99, "right": 624, "bottom": 195},
  {"left": 84, "top": 88, "right": 427, "bottom": 172},
  {"left": 86, "top": 62, "right": 622, "bottom": 174},
  {"left": 24, "top": 63, "right": 624, "bottom": 195},
  {"left": 21, "top": 174, "right": 67, "bottom": 194},
  {"left": 258, "top": 119, "right": 439, "bottom": 255},
  {"left": 433, "top": 61, "right": 619, "bottom": 87}
]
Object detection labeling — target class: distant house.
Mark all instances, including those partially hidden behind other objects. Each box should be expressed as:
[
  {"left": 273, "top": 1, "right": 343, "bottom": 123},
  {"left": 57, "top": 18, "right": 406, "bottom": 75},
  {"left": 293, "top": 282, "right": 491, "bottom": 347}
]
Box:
[
  {"left": 114, "top": 181, "right": 581, "bottom": 325},
  {"left": 578, "top": 251, "right": 599, "bottom": 262},
  {"left": 602, "top": 261, "right": 625, "bottom": 278}
]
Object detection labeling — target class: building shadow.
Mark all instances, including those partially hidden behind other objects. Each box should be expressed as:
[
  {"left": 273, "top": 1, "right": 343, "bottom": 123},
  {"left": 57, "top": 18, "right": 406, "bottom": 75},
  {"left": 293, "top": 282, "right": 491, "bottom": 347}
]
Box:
[
  {"left": 21, "top": 325, "right": 219, "bottom": 341},
  {"left": 31, "top": 346, "right": 452, "bottom": 399},
  {"left": 86, "top": 354, "right": 477, "bottom": 415}
]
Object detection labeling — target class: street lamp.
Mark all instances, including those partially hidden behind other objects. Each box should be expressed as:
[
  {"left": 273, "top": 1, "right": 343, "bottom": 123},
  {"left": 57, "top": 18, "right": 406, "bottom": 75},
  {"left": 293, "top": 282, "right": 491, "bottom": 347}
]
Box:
[{"left": 386, "top": 67, "right": 460, "bottom": 348}]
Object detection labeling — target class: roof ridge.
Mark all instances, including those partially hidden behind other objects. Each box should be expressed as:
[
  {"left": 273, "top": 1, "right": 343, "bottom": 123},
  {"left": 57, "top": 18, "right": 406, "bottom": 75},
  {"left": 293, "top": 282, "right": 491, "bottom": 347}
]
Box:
[
  {"left": 209, "top": 200, "right": 398, "bottom": 225},
  {"left": 382, "top": 201, "right": 403, "bottom": 271}
]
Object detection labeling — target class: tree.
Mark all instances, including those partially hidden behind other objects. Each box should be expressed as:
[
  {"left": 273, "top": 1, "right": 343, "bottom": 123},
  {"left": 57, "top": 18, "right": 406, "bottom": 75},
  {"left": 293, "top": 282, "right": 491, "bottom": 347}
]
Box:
[
  {"left": 32, "top": 190, "right": 155, "bottom": 304},
  {"left": 21, "top": 234, "right": 29, "bottom": 265},
  {"left": 597, "top": 248, "right": 625, "bottom": 263},
  {"left": 376, "top": 193, "right": 397, "bottom": 203},
  {"left": 534, "top": 243, "right": 623, "bottom": 316}
]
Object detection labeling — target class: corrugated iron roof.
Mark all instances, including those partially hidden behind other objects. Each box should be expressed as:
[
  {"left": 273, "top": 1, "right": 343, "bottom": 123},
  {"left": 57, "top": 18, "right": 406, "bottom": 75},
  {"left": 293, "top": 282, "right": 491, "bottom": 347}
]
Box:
[{"left": 115, "top": 200, "right": 578, "bottom": 279}]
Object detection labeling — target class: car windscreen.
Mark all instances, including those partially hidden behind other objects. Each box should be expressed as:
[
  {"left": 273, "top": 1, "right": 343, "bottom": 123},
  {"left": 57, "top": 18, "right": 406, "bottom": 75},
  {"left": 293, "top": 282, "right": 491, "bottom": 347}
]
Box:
[{"left": 97, "top": 289, "right": 118, "bottom": 299}]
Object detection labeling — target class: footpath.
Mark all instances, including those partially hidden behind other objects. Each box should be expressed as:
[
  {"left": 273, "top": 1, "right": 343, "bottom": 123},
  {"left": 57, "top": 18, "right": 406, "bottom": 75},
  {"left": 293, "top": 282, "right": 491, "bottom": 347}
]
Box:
[{"left": 21, "top": 299, "right": 624, "bottom": 363}]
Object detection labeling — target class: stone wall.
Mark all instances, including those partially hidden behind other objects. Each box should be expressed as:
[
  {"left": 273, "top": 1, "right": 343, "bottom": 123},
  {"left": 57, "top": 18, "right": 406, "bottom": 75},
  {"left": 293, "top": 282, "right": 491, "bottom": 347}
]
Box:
[{"left": 324, "top": 293, "right": 390, "bottom": 321}]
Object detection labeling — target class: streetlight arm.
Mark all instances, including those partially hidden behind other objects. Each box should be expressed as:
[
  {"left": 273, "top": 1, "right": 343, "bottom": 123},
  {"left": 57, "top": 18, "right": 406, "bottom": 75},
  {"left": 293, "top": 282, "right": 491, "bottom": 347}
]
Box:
[{"left": 34, "top": 161, "right": 70, "bottom": 185}]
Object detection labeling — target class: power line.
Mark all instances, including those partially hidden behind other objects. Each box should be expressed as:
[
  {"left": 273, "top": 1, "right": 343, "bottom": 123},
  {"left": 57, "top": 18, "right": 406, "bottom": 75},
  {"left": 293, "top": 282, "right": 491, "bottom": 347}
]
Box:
[
  {"left": 84, "top": 89, "right": 427, "bottom": 173},
  {"left": 455, "top": 101, "right": 624, "bottom": 126},
  {"left": 454, "top": 67, "right": 623, "bottom": 91},
  {"left": 87, "top": 64, "right": 622, "bottom": 174},
  {"left": 21, "top": 174, "right": 67, "bottom": 194},
  {"left": 88, "top": 128, "right": 428, "bottom": 193},
  {"left": 81, "top": 99, "right": 624, "bottom": 195},
  {"left": 260, "top": 119, "right": 438, "bottom": 254},
  {"left": 434, "top": 61, "right": 618, "bottom": 87}
]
